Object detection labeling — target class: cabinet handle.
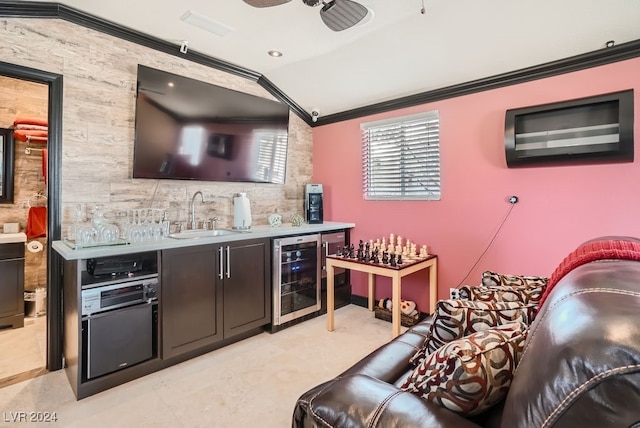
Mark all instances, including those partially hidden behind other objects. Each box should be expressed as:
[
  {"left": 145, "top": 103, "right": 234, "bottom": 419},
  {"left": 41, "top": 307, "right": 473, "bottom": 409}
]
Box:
[
  {"left": 218, "top": 247, "right": 224, "bottom": 279},
  {"left": 323, "top": 242, "right": 328, "bottom": 271},
  {"left": 226, "top": 246, "right": 231, "bottom": 279}
]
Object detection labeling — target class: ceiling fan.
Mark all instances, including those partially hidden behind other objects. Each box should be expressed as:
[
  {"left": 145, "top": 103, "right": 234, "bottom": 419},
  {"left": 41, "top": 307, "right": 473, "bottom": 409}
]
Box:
[{"left": 243, "top": 0, "right": 369, "bottom": 32}]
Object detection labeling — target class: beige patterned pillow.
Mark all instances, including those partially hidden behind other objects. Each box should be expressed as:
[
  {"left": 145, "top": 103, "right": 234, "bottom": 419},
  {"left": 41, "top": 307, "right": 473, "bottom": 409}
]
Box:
[
  {"left": 481, "top": 270, "right": 548, "bottom": 288},
  {"left": 469, "top": 285, "right": 545, "bottom": 305},
  {"left": 401, "top": 322, "right": 527, "bottom": 416}
]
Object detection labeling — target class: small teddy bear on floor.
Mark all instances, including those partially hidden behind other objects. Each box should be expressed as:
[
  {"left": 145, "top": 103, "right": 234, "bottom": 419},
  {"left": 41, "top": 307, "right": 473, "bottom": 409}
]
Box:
[{"left": 377, "top": 298, "right": 419, "bottom": 319}]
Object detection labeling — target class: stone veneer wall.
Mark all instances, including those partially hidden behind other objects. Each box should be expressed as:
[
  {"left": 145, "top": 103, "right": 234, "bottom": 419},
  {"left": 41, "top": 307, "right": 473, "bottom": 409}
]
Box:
[
  {"left": 0, "top": 75, "right": 48, "bottom": 292},
  {"left": 0, "top": 17, "right": 313, "bottom": 239}
]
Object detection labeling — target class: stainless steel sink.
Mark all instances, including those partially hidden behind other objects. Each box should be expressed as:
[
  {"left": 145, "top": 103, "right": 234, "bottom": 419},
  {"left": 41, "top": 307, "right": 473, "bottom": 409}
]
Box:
[{"left": 168, "top": 229, "right": 243, "bottom": 240}]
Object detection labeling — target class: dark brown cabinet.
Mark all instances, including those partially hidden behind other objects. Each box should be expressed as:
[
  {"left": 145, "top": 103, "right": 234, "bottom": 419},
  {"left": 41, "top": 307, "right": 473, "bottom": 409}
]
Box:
[
  {"left": 0, "top": 243, "right": 25, "bottom": 329},
  {"left": 161, "top": 244, "right": 223, "bottom": 359},
  {"left": 222, "top": 238, "right": 270, "bottom": 338},
  {"left": 161, "top": 237, "right": 270, "bottom": 360}
]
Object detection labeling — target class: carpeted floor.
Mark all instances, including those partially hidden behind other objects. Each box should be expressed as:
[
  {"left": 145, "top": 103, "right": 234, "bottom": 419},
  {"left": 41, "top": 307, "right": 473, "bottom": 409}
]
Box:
[{"left": 0, "top": 305, "right": 400, "bottom": 427}]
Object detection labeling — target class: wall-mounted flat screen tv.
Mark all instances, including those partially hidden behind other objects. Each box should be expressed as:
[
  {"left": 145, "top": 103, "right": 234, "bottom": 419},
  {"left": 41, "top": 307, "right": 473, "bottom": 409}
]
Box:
[{"left": 133, "top": 65, "right": 290, "bottom": 183}]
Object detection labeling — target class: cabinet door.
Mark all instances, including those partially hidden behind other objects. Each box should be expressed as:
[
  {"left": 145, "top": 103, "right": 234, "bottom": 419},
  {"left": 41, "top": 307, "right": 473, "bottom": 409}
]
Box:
[
  {"left": 161, "top": 245, "right": 222, "bottom": 359},
  {"left": 0, "top": 258, "right": 24, "bottom": 320},
  {"left": 222, "top": 238, "right": 270, "bottom": 338}
]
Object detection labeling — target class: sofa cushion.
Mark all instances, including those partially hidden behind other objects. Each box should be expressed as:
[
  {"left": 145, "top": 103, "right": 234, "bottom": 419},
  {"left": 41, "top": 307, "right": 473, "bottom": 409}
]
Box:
[
  {"left": 401, "top": 322, "right": 527, "bottom": 416},
  {"left": 482, "top": 270, "right": 548, "bottom": 288},
  {"left": 469, "top": 285, "right": 545, "bottom": 305},
  {"left": 411, "top": 299, "right": 536, "bottom": 365}
]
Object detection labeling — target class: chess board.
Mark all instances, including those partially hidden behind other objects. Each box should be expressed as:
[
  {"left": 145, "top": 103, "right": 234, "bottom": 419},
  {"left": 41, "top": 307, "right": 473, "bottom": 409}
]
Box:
[{"left": 334, "top": 233, "right": 431, "bottom": 269}]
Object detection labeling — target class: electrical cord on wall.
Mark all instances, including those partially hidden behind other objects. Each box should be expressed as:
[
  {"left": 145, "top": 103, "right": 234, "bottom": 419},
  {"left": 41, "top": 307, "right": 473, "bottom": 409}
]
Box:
[{"left": 454, "top": 201, "right": 516, "bottom": 288}]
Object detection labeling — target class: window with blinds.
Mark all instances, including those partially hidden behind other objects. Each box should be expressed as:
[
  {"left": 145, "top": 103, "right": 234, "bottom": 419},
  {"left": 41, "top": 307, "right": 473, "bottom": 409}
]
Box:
[{"left": 361, "top": 111, "right": 440, "bottom": 200}]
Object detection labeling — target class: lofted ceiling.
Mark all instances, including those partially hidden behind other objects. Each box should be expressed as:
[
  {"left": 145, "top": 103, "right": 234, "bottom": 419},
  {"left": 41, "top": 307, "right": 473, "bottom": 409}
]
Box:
[{"left": 9, "top": 0, "right": 640, "bottom": 123}]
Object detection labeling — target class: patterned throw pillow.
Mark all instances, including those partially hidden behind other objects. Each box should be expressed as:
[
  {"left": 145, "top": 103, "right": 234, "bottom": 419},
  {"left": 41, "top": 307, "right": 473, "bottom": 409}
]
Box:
[
  {"left": 481, "top": 270, "right": 548, "bottom": 288},
  {"left": 469, "top": 285, "right": 545, "bottom": 305},
  {"left": 401, "top": 322, "right": 527, "bottom": 416},
  {"left": 409, "top": 299, "right": 536, "bottom": 365}
]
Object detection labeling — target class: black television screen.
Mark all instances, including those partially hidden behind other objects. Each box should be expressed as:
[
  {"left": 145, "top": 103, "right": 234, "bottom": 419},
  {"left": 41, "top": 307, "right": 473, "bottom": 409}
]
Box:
[{"left": 133, "top": 65, "right": 290, "bottom": 183}]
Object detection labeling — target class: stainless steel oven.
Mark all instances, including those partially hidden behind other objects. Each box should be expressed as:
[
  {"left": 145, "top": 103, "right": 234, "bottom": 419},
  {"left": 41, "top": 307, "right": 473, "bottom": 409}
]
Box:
[
  {"left": 272, "top": 234, "right": 321, "bottom": 327},
  {"left": 81, "top": 276, "right": 158, "bottom": 380}
]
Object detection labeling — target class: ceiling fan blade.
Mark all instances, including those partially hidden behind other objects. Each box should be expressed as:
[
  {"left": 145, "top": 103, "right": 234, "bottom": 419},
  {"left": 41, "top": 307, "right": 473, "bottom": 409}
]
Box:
[
  {"left": 243, "top": 0, "right": 291, "bottom": 7},
  {"left": 320, "top": 0, "right": 369, "bottom": 31}
]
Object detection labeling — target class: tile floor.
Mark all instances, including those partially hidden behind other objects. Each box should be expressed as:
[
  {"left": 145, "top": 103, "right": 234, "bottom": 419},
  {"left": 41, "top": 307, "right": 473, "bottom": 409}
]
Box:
[
  {"left": 0, "top": 316, "right": 47, "bottom": 387},
  {"left": 0, "top": 305, "right": 401, "bottom": 427}
]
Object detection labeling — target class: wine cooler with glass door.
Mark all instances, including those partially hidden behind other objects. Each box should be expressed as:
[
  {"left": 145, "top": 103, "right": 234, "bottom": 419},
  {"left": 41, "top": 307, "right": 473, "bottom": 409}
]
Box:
[{"left": 271, "top": 234, "right": 321, "bottom": 331}]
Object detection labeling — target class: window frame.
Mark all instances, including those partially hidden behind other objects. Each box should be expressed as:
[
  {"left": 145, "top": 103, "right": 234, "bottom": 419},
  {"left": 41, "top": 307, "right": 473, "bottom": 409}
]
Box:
[{"left": 361, "top": 110, "right": 441, "bottom": 201}]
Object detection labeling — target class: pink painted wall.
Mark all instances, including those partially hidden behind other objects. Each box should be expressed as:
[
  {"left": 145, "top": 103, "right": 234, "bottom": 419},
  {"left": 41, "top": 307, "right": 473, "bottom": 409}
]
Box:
[{"left": 313, "top": 57, "right": 640, "bottom": 314}]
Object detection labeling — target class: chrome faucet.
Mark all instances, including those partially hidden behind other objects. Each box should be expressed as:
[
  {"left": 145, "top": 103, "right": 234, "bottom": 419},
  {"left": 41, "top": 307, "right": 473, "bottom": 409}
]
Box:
[{"left": 190, "top": 191, "right": 204, "bottom": 230}]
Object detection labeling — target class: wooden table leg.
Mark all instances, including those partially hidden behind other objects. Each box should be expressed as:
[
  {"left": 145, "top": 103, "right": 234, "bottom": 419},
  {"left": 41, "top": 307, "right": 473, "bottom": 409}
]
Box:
[
  {"left": 327, "top": 263, "right": 335, "bottom": 331},
  {"left": 429, "top": 259, "right": 438, "bottom": 315},
  {"left": 391, "top": 273, "right": 401, "bottom": 338},
  {"left": 368, "top": 272, "right": 375, "bottom": 311}
]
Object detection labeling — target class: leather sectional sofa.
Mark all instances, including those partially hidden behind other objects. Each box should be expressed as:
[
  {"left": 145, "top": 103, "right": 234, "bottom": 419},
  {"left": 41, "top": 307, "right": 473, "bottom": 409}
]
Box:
[{"left": 293, "top": 237, "right": 640, "bottom": 427}]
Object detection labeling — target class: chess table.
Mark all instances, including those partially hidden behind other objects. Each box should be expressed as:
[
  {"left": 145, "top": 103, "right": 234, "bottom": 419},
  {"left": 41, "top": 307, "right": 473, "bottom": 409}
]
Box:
[{"left": 326, "top": 253, "right": 438, "bottom": 338}]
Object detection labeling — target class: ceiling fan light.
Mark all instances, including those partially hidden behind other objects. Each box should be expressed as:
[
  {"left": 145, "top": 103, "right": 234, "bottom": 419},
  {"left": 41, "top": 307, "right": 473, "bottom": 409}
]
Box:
[{"left": 320, "top": 0, "right": 369, "bottom": 31}]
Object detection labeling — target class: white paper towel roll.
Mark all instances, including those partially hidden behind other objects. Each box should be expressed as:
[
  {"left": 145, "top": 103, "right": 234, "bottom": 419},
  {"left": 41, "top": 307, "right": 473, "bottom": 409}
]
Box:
[{"left": 27, "top": 241, "right": 44, "bottom": 253}]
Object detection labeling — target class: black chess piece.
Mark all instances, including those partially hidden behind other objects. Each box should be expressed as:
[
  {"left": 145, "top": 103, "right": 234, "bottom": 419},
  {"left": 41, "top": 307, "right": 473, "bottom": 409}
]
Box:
[
  {"left": 357, "top": 248, "right": 364, "bottom": 261},
  {"left": 348, "top": 244, "right": 355, "bottom": 258},
  {"left": 397, "top": 254, "right": 403, "bottom": 265},
  {"left": 373, "top": 254, "right": 379, "bottom": 264},
  {"left": 390, "top": 253, "right": 397, "bottom": 267},
  {"left": 382, "top": 251, "right": 389, "bottom": 264}
]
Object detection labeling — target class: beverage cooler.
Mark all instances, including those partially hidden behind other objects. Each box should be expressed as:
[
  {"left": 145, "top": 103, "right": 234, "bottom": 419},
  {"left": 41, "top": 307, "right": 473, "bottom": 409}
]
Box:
[
  {"left": 272, "top": 234, "right": 321, "bottom": 329},
  {"left": 321, "top": 231, "right": 351, "bottom": 313}
]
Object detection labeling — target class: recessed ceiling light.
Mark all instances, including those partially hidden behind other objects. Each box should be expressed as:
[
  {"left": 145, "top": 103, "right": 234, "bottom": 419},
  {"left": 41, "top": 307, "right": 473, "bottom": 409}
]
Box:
[
  {"left": 180, "top": 10, "right": 234, "bottom": 37},
  {"left": 168, "top": 82, "right": 175, "bottom": 88},
  {"left": 268, "top": 50, "right": 283, "bottom": 57}
]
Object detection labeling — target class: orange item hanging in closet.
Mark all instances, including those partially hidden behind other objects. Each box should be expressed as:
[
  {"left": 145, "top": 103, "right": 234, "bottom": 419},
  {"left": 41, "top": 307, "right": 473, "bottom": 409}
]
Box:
[
  {"left": 26, "top": 206, "right": 47, "bottom": 239},
  {"left": 42, "top": 149, "right": 48, "bottom": 184}
]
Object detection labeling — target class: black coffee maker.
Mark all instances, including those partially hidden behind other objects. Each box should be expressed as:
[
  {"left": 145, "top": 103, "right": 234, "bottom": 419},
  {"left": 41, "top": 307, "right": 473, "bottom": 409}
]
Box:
[{"left": 304, "top": 184, "right": 323, "bottom": 224}]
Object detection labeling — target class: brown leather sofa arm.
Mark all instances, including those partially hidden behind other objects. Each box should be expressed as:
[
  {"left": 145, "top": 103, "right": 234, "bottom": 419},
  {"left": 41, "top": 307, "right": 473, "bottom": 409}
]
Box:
[{"left": 292, "top": 374, "right": 481, "bottom": 428}]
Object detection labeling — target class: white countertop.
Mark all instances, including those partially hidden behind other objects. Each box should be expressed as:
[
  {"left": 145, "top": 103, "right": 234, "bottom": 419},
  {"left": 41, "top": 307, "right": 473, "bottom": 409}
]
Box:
[
  {"left": 52, "top": 221, "right": 355, "bottom": 260},
  {"left": 0, "top": 232, "right": 27, "bottom": 244}
]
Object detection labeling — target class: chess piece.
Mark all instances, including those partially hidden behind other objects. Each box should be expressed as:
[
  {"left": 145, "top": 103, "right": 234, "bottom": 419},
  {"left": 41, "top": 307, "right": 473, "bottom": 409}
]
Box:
[
  {"left": 390, "top": 253, "right": 397, "bottom": 267},
  {"left": 382, "top": 251, "right": 389, "bottom": 264},
  {"left": 397, "top": 236, "right": 403, "bottom": 248},
  {"left": 373, "top": 254, "right": 379, "bottom": 264},
  {"left": 397, "top": 254, "right": 403, "bottom": 265},
  {"left": 389, "top": 234, "right": 395, "bottom": 247},
  {"left": 419, "top": 245, "right": 428, "bottom": 258}
]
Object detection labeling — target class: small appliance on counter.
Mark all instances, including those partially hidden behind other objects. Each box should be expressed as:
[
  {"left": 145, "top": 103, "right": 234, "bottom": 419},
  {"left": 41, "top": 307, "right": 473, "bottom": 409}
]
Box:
[
  {"left": 233, "top": 192, "right": 252, "bottom": 230},
  {"left": 304, "top": 184, "right": 323, "bottom": 224}
]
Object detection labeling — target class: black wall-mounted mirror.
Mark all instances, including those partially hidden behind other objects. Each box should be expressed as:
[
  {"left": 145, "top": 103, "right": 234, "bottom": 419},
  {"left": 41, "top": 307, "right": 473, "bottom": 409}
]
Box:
[{"left": 0, "top": 127, "right": 15, "bottom": 204}]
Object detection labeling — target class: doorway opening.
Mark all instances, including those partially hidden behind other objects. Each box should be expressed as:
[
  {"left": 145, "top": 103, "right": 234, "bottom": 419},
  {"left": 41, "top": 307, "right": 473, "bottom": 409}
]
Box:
[{"left": 0, "top": 61, "right": 63, "bottom": 387}]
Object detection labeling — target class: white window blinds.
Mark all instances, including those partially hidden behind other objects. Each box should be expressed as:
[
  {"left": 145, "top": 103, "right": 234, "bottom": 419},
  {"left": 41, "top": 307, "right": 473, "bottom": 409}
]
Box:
[{"left": 361, "top": 111, "right": 441, "bottom": 200}]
